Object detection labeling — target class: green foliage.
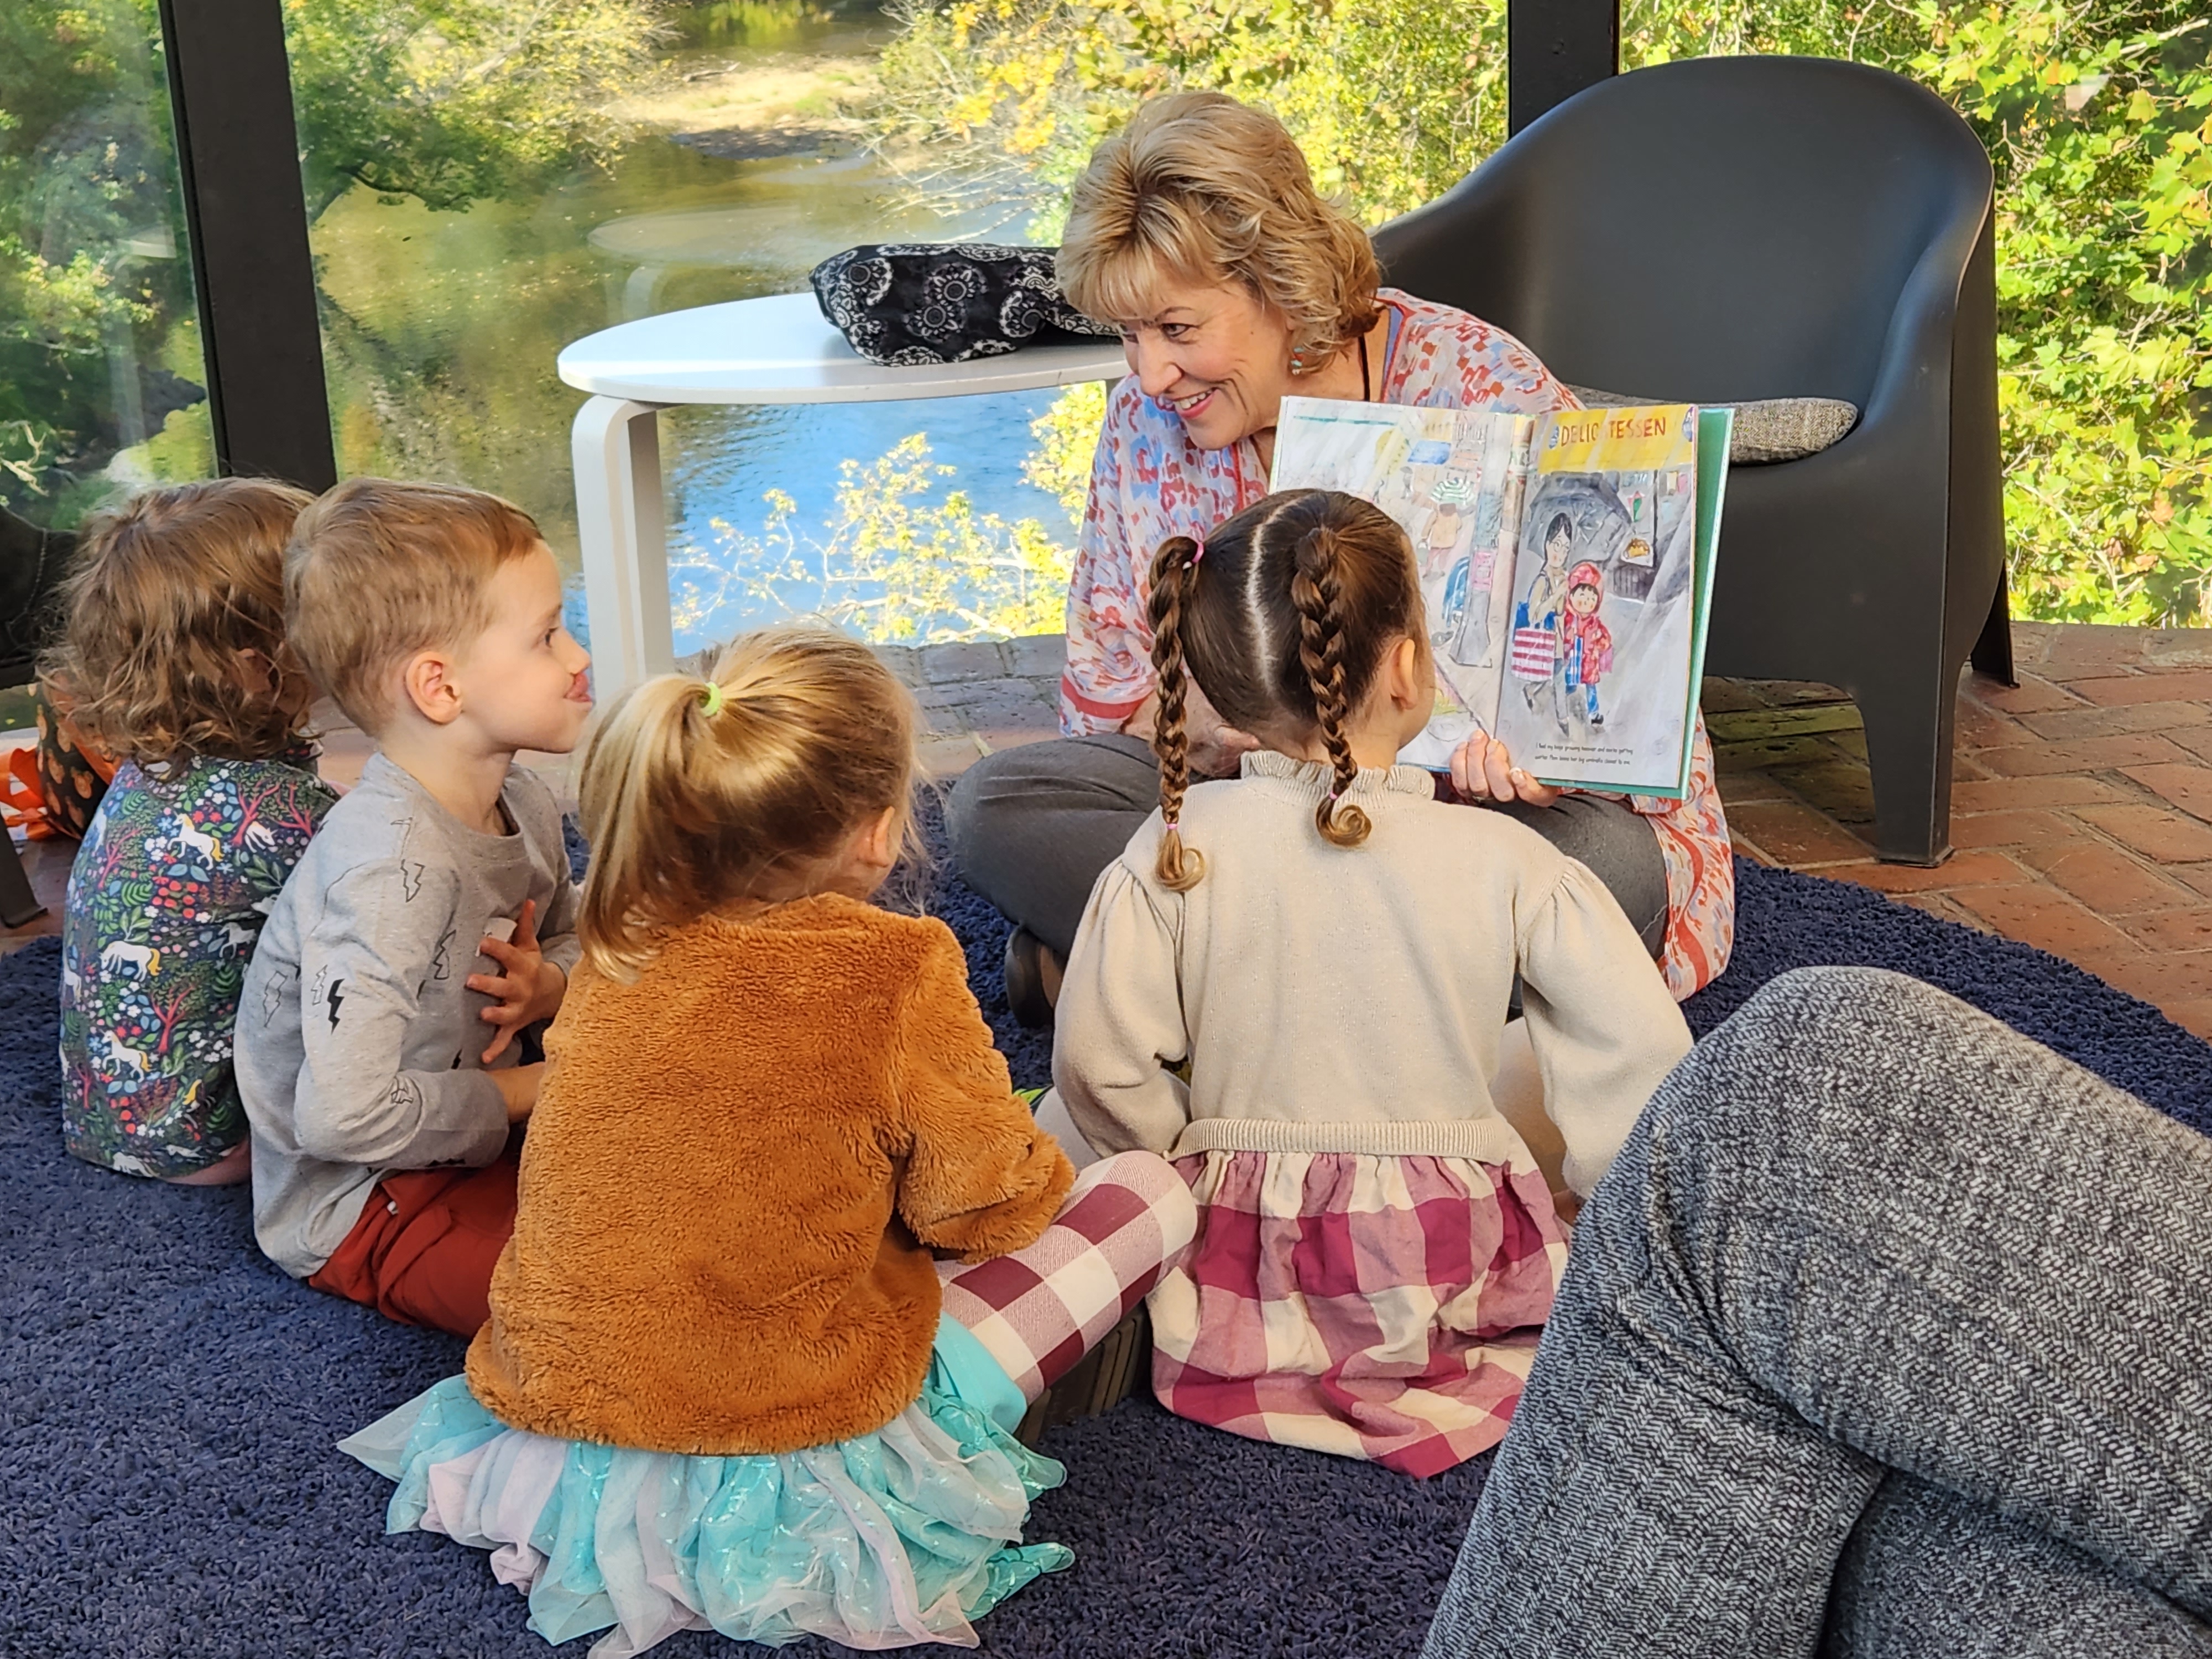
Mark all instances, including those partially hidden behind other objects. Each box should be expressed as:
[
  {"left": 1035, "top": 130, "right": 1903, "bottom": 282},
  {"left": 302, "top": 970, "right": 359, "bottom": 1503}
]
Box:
[
  {"left": 1912, "top": 0, "right": 2210, "bottom": 623},
  {"left": 286, "top": 0, "right": 672, "bottom": 214},
  {"left": 0, "top": 0, "right": 191, "bottom": 514},
  {"left": 871, "top": 0, "right": 2212, "bottom": 627},
  {"left": 1, "top": 0, "right": 667, "bottom": 524},
  {"left": 872, "top": 0, "right": 1493, "bottom": 224},
  {"left": 676, "top": 432, "right": 1074, "bottom": 642},
  {"left": 0, "top": 420, "right": 61, "bottom": 493},
  {"left": 680, "top": 0, "right": 842, "bottom": 50}
]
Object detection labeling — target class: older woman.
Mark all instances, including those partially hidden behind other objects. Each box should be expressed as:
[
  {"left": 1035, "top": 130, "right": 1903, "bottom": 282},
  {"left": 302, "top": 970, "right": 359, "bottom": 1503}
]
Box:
[{"left": 947, "top": 91, "right": 1734, "bottom": 1021}]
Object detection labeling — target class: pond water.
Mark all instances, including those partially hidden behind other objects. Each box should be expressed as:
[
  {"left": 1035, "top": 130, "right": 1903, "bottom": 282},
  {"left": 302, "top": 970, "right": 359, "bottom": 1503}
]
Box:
[{"left": 307, "top": 0, "right": 1088, "bottom": 655}]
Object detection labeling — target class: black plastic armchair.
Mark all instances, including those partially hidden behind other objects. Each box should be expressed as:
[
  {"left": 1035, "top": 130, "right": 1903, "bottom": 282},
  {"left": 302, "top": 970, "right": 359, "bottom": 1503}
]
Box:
[{"left": 1372, "top": 55, "right": 2006, "bottom": 864}]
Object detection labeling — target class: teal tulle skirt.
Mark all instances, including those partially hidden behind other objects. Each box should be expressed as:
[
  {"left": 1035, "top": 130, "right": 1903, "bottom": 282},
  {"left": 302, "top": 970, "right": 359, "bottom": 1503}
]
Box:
[{"left": 338, "top": 1316, "right": 1072, "bottom": 1654}]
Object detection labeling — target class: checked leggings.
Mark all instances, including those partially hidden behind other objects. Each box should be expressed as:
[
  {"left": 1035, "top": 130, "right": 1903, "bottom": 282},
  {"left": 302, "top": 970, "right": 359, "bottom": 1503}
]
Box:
[{"left": 937, "top": 1150, "right": 1196, "bottom": 1405}]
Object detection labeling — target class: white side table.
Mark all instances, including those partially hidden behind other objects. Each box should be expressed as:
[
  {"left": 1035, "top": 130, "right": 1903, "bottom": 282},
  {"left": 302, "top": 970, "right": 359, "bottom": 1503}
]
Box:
[{"left": 557, "top": 290, "right": 1129, "bottom": 699}]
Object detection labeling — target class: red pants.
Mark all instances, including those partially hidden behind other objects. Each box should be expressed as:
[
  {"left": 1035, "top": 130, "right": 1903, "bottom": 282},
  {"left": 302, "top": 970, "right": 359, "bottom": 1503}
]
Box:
[{"left": 306, "top": 1144, "right": 520, "bottom": 1338}]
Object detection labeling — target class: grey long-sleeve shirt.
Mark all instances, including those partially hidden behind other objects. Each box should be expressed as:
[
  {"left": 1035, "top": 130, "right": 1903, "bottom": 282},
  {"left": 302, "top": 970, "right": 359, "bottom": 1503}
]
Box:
[{"left": 237, "top": 754, "right": 581, "bottom": 1278}]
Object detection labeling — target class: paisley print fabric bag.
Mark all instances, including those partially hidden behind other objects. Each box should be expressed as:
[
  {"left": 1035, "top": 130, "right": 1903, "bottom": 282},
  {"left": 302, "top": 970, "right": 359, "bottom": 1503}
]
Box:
[{"left": 808, "top": 243, "right": 1117, "bottom": 367}]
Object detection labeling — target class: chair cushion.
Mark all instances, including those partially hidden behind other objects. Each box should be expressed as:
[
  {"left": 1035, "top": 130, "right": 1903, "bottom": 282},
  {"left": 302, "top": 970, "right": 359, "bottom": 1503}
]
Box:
[{"left": 1567, "top": 385, "right": 1859, "bottom": 465}]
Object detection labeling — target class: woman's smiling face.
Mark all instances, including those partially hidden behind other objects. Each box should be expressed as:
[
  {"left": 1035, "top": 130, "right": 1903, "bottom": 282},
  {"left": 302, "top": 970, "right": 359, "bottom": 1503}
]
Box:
[{"left": 1115, "top": 278, "right": 1295, "bottom": 451}]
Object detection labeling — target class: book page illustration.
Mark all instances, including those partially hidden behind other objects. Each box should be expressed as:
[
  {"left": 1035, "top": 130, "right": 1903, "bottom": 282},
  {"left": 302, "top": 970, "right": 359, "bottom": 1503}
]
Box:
[
  {"left": 1493, "top": 405, "right": 1701, "bottom": 794},
  {"left": 1270, "top": 399, "right": 1533, "bottom": 768}
]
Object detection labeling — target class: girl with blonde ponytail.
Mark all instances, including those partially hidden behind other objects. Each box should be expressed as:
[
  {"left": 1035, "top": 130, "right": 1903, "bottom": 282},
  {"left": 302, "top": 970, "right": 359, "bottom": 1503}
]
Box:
[
  {"left": 1048, "top": 489, "right": 1694, "bottom": 1478},
  {"left": 573, "top": 626, "right": 921, "bottom": 980},
  {"left": 343, "top": 621, "right": 1197, "bottom": 1655}
]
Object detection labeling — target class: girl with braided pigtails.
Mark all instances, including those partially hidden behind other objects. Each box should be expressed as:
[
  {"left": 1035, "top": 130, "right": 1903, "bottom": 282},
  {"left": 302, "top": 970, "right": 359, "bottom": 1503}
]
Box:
[{"left": 1043, "top": 489, "right": 1693, "bottom": 1478}]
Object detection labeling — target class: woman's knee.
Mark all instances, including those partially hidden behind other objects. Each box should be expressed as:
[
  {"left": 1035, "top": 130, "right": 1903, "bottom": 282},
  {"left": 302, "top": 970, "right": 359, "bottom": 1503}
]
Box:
[
  {"left": 943, "top": 735, "right": 1163, "bottom": 955},
  {"left": 943, "top": 734, "right": 1158, "bottom": 864},
  {"left": 1619, "top": 966, "right": 2072, "bottom": 1232},
  {"left": 941, "top": 747, "right": 1014, "bottom": 870},
  {"left": 1636, "top": 967, "right": 1940, "bottom": 1141},
  {"left": 1487, "top": 794, "right": 1667, "bottom": 955}
]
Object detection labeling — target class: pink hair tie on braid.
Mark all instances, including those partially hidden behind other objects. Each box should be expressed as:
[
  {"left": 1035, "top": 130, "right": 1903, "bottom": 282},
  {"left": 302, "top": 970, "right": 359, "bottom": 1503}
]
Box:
[{"left": 1190, "top": 533, "right": 1206, "bottom": 566}]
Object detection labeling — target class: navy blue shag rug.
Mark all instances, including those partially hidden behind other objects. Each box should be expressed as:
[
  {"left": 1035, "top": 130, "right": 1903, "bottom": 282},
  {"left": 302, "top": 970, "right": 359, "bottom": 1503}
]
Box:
[{"left": 5, "top": 831, "right": 2210, "bottom": 1659}]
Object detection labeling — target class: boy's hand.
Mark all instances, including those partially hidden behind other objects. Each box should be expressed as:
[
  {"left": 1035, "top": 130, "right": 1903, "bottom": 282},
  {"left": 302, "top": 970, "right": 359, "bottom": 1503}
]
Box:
[
  {"left": 468, "top": 899, "right": 567, "bottom": 1062},
  {"left": 1448, "top": 732, "right": 1565, "bottom": 808},
  {"left": 493, "top": 1062, "right": 544, "bottom": 1124}
]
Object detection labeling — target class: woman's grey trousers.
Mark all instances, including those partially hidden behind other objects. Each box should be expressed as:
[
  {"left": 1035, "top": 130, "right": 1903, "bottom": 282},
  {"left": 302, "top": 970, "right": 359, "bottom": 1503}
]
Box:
[{"left": 1422, "top": 966, "right": 2212, "bottom": 1658}]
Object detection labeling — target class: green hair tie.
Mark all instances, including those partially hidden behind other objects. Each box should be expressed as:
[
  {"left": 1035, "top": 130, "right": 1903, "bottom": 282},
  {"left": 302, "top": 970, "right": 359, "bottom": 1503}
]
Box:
[{"left": 699, "top": 681, "right": 724, "bottom": 717}]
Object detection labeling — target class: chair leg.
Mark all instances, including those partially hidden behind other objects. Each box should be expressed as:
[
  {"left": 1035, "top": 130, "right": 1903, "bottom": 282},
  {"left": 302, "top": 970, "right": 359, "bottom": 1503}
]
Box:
[
  {"left": 1858, "top": 666, "right": 1958, "bottom": 867},
  {"left": 0, "top": 830, "right": 46, "bottom": 928},
  {"left": 1970, "top": 566, "right": 2016, "bottom": 687}
]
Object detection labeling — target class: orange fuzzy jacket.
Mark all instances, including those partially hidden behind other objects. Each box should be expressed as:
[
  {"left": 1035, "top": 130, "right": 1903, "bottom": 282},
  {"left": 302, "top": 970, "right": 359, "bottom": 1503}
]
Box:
[{"left": 464, "top": 894, "right": 1075, "bottom": 1455}]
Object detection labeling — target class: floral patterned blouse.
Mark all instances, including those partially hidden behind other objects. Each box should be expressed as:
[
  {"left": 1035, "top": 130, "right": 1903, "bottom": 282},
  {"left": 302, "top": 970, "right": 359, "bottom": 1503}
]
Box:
[
  {"left": 1060, "top": 288, "right": 1734, "bottom": 997},
  {"left": 59, "top": 752, "right": 336, "bottom": 1177}
]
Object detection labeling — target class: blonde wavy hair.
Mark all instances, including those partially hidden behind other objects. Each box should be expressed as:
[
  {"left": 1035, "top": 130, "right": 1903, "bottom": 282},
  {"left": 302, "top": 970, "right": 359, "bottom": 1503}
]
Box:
[
  {"left": 40, "top": 478, "right": 316, "bottom": 765},
  {"left": 576, "top": 623, "right": 919, "bottom": 982},
  {"left": 285, "top": 477, "right": 545, "bottom": 736},
  {"left": 1058, "top": 91, "right": 1382, "bottom": 360}
]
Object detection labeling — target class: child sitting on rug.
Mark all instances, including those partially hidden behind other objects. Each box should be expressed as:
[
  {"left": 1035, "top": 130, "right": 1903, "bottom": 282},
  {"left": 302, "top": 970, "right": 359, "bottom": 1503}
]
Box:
[
  {"left": 1045, "top": 489, "right": 1693, "bottom": 1479},
  {"left": 45, "top": 479, "right": 336, "bottom": 1186},
  {"left": 236, "top": 479, "right": 589, "bottom": 1337},
  {"left": 340, "top": 624, "right": 1196, "bottom": 1655}
]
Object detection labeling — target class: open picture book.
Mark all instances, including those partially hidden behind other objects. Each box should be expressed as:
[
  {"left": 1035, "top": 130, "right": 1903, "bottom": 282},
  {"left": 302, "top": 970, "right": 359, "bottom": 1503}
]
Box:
[{"left": 1270, "top": 397, "right": 1731, "bottom": 799}]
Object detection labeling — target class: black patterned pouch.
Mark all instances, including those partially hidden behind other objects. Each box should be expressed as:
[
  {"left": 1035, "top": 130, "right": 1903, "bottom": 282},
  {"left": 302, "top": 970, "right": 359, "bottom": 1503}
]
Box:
[{"left": 808, "top": 243, "right": 1118, "bottom": 367}]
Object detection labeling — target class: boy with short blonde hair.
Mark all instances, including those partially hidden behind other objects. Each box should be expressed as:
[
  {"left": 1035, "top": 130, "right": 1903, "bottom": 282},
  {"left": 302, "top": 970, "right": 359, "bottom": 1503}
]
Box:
[{"left": 238, "top": 477, "right": 594, "bottom": 1336}]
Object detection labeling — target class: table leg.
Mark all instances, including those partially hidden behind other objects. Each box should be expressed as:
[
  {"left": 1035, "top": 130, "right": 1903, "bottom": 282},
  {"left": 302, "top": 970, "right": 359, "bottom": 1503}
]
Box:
[{"left": 572, "top": 395, "right": 674, "bottom": 704}]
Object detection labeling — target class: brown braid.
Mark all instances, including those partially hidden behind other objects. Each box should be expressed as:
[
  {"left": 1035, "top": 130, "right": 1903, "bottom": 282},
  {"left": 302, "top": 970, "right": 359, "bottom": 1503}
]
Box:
[
  {"left": 1145, "top": 535, "right": 1207, "bottom": 890},
  {"left": 1288, "top": 524, "right": 1374, "bottom": 848}
]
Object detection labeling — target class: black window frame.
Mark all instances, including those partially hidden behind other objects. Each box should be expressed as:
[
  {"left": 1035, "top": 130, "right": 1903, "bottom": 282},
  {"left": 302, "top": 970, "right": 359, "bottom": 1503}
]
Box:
[{"left": 157, "top": 0, "right": 335, "bottom": 492}]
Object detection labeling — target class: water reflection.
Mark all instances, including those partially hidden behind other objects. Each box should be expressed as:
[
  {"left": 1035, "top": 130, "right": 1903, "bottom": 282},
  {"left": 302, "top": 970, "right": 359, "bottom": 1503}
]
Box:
[
  {"left": 310, "top": 0, "right": 1078, "bottom": 653},
  {"left": 2, "top": 0, "right": 210, "bottom": 529}
]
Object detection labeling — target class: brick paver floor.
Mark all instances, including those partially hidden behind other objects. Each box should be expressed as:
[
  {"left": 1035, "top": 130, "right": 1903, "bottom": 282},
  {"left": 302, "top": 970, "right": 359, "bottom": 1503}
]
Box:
[
  {"left": 14, "top": 620, "right": 2212, "bottom": 1042},
  {"left": 1708, "top": 622, "right": 2212, "bottom": 1040}
]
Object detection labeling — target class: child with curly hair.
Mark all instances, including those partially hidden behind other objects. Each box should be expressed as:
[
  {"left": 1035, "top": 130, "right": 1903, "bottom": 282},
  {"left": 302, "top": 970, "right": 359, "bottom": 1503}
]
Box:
[{"left": 44, "top": 479, "right": 333, "bottom": 1184}]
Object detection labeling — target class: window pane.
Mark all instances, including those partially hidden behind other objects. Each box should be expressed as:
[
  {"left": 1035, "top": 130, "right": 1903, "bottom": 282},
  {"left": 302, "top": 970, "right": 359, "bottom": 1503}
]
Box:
[
  {"left": 1, "top": 0, "right": 212, "bottom": 531},
  {"left": 286, "top": 0, "right": 1080, "bottom": 650}
]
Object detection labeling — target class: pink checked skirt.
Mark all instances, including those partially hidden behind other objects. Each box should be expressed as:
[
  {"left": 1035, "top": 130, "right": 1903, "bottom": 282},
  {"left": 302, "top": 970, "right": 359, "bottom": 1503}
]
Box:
[{"left": 1150, "top": 1149, "right": 1569, "bottom": 1478}]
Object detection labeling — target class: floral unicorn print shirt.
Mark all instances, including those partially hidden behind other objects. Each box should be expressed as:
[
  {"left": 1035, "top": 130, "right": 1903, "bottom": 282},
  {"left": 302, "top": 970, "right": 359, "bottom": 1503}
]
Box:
[
  {"left": 60, "top": 752, "right": 335, "bottom": 1177},
  {"left": 1060, "top": 289, "right": 1734, "bottom": 995}
]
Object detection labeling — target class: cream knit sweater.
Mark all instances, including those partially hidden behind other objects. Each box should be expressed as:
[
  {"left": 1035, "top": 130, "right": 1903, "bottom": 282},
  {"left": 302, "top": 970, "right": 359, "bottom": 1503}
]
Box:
[{"left": 1050, "top": 751, "right": 1693, "bottom": 1197}]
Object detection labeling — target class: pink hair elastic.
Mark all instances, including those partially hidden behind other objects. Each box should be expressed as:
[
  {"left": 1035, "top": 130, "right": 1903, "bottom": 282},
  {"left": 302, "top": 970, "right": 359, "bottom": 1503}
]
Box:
[{"left": 1190, "top": 533, "right": 1206, "bottom": 566}]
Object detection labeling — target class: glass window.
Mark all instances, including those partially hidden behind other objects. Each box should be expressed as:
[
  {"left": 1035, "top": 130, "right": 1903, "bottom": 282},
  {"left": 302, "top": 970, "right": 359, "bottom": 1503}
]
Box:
[
  {"left": 285, "top": 0, "right": 1087, "bottom": 654},
  {"left": 1, "top": 0, "right": 212, "bottom": 531}
]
